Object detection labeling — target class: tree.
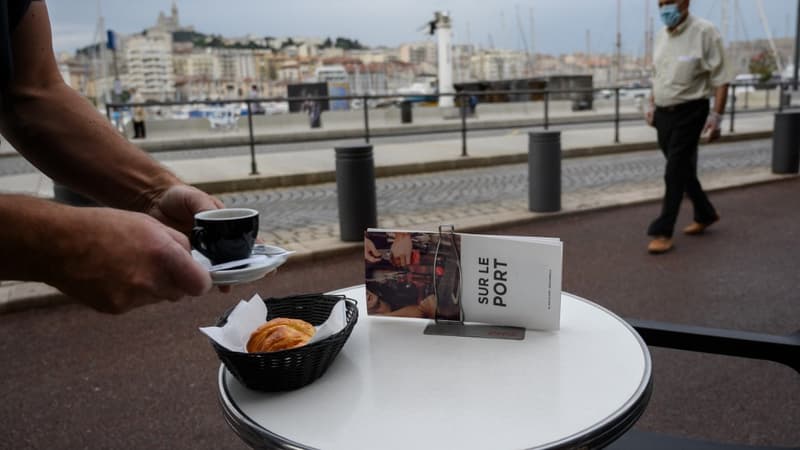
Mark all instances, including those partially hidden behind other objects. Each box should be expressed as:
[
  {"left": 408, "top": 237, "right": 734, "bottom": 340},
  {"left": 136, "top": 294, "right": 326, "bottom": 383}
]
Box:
[
  {"left": 334, "top": 37, "right": 365, "bottom": 50},
  {"left": 748, "top": 49, "right": 777, "bottom": 84}
]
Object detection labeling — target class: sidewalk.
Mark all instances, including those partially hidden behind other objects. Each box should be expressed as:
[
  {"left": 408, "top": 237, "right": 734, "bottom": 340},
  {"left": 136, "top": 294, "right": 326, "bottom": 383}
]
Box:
[
  {"left": 0, "top": 114, "right": 785, "bottom": 313},
  {"left": 0, "top": 114, "right": 774, "bottom": 198}
]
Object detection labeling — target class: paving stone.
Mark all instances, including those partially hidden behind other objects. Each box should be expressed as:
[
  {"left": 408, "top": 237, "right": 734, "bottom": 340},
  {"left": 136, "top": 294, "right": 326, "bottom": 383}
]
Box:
[{"left": 216, "top": 139, "right": 771, "bottom": 238}]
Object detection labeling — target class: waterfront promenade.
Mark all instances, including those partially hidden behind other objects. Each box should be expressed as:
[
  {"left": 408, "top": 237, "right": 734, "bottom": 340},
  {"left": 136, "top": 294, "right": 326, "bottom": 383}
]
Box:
[
  {"left": 0, "top": 113, "right": 782, "bottom": 311},
  {"left": 0, "top": 107, "right": 797, "bottom": 448}
]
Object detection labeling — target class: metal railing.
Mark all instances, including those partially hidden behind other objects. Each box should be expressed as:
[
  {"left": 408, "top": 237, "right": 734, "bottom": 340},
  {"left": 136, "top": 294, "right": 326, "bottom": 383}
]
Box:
[{"left": 107, "top": 81, "right": 794, "bottom": 176}]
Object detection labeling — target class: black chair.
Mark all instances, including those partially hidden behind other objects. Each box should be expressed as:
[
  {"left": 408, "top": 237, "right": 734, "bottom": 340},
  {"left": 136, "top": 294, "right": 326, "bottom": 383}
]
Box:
[{"left": 609, "top": 320, "right": 800, "bottom": 450}]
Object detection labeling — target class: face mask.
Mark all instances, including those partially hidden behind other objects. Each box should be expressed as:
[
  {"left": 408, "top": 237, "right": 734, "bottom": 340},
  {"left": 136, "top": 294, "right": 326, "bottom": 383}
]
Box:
[{"left": 659, "top": 3, "right": 683, "bottom": 28}]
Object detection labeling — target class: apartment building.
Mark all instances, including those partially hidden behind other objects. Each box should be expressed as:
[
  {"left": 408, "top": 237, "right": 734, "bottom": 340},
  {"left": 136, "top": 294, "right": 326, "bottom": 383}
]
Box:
[{"left": 122, "top": 30, "right": 175, "bottom": 101}]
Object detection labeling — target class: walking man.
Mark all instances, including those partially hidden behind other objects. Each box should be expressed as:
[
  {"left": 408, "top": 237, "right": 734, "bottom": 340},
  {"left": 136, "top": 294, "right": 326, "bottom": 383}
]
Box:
[
  {"left": 131, "top": 88, "right": 146, "bottom": 139},
  {"left": 645, "top": 0, "right": 733, "bottom": 254}
]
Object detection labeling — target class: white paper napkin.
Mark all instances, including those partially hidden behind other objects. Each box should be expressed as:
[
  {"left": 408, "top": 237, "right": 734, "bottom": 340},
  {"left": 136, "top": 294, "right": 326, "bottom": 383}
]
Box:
[{"left": 199, "top": 294, "right": 347, "bottom": 353}]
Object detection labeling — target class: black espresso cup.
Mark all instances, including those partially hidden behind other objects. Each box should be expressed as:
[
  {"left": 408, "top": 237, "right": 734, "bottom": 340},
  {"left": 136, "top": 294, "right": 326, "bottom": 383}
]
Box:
[{"left": 191, "top": 208, "right": 259, "bottom": 264}]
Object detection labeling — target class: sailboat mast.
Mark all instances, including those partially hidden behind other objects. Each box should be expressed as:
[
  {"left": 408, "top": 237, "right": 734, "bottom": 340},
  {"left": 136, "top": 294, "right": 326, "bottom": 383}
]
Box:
[
  {"left": 529, "top": 6, "right": 536, "bottom": 75},
  {"left": 755, "top": 0, "right": 784, "bottom": 72},
  {"left": 794, "top": 0, "right": 800, "bottom": 89},
  {"left": 615, "top": 0, "right": 622, "bottom": 83}
]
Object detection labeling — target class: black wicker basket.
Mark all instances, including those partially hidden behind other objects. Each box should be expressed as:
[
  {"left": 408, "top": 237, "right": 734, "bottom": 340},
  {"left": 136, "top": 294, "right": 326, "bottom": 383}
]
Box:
[{"left": 211, "top": 293, "right": 358, "bottom": 392}]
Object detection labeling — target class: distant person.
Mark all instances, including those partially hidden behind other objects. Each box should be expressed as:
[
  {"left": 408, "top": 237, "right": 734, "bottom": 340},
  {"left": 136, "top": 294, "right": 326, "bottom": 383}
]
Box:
[
  {"left": 302, "top": 96, "right": 322, "bottom": 128},
  {"left": 131, "top": 88, "right": 146, "bottom": 139},
  {"left": 468, "top": 94, "right": 478, "bottom": 116},
  {"left": 644, "top": 0, "right": 733, "bottom": 254},
  {"left": 249, "top": 84, "right": 264, "bottom": 114},
  {"left": 0, "top": 1, "right": 225, "bottom": 313}
]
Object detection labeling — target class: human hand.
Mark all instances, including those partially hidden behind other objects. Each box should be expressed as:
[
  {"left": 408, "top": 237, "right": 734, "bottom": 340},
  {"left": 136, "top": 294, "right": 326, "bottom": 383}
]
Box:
[
  {"left": 49, "top": 207, "right": 212, "bottom": 314},
  {"left": 146, "top": 184, "right": 224, "bottom": 235},
  {"left": 146, "top": 184, "right": 233, "bottom": 291},
  {"left": 390, "top": 233, "right": 413, "bottom": 267},
  {"left": 364, "top": 238, "right": 382, "bottom": 263},
  {"left": 703, "top": 111, "right": 722, "bottom": 143},
  {"left": 644, "top": 105, "right": 655, "bottom": 127}
]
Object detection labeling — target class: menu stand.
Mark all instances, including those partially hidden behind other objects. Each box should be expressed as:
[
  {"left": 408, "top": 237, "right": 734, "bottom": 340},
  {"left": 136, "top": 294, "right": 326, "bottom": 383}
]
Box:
[{"left": 423, "top": 225, "right": 526, "bottom": 341}]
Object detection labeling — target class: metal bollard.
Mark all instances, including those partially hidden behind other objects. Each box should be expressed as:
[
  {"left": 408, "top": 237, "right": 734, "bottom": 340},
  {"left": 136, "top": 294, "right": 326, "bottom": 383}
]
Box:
[
  {"left": 53, "top": 183, "right": 97, "bottom": 207},
  {"left": 335, "top": 144, "right": 378, "bottom": 241},
  {"left": 528, "top": 131, "right": 561, "bottom": 212},
  {"left": 771, "top": 111, "right": 800, "bottom": 174},
  {"left": 401, "top": 101, "right": 413, "bottom": 124}
]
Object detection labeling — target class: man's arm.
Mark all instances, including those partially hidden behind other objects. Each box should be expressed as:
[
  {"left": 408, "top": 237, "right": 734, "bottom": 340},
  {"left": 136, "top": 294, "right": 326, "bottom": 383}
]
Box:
[
  {"left": 712, "top": 84, "right": 728, "bottom": 116},
  {"left": 0, "top": 195, "right": 211, "bottom": 313},
  {"left": 645, "top": 93, "right": 655, "bottom": 127},
  {"left": 703, "top": 84, "right": 728, "bottom": 143},
  {"left": 0, "top": 3, "right": 226, "bottom": 312},
  {"left": 703, "top": 24, "right": 732, "bottom": 144},
  {"left": 0, "top": 2, "right": 179, "bottom": 213}
]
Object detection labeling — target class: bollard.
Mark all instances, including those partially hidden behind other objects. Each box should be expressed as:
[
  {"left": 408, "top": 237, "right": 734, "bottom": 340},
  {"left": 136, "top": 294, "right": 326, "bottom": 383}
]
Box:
[
  {"left": 53, "top": 183, "right": 97, "bottom": 207},
  {"left": 771, "top": 111, "right": 800, "bottom": 174},
  {"left": 335, "top": 144, "right": 378, "bottom": 241},
  {"left": 528, "top": 131, "right": 561, "bottom": 212},
  {"left": 401, "top": 101, "right": 413, "bottom": 124}
]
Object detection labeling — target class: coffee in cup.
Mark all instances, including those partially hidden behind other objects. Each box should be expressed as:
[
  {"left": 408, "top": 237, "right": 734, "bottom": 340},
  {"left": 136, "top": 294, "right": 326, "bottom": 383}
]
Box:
[{"left": 191, "top": 208, "right": 259, "bottom": 264}]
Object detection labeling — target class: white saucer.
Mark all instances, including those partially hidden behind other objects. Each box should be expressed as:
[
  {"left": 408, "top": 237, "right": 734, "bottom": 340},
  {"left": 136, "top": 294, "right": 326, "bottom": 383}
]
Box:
[{"left": 192, "top": 245, "right": 291, "bottom": 286}]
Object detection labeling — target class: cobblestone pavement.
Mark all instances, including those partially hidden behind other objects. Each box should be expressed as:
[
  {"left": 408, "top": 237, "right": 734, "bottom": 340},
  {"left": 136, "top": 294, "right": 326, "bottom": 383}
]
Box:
[{"left": 217, "top": 139, "right": 770, "bottom": 245}]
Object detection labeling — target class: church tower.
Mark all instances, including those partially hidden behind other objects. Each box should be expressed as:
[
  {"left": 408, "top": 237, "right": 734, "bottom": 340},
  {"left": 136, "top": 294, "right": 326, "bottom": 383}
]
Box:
[{"left": 171, "top": 1, "right": 179, "bottom": 28}]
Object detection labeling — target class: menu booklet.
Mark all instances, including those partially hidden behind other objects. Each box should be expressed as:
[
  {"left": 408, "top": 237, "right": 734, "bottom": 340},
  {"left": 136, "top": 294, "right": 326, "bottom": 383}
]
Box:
[{"left": 365, "top": 228, "right": 563, "bottom": 330}]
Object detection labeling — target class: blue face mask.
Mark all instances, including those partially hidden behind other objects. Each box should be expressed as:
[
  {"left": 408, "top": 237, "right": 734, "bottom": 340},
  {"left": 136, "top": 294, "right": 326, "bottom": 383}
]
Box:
[{"left": 659, "top": 3, "right": 683, "bottom": 28}]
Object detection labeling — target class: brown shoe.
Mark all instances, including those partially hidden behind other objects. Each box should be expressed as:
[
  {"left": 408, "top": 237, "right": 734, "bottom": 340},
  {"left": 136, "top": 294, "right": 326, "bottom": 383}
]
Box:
[
  {"left": 648, "top": 237, "right": 673, "bottom": 254},
  {"left": 683, "top": 216, "right": 719, "bottom": 235}
]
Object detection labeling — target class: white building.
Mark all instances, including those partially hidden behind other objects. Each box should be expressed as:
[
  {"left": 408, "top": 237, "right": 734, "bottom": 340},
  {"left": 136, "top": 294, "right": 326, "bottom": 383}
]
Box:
[
  {"left": 219, "top": 49, "right": 257, "bottom": 84},
  {"left": 122, "top": 30, "right": 175, "bottom": 100},
  {"left": 173, "top": 47, "right": 223, "bottom": 99},
  {"left": 187, "top": 49, "right": 222, "bottom": 80},
  {"left": 399, "top": 41, "right": 437, "bottom": 66},
  {"left": 470, "top": 49, "right": 530, "bottom": 81},
  {"left": 453, "top": 44, "right": 476, "bottom": 83},
  {"left": 277, "top": 61, "right": 301, "bottom": 82}
]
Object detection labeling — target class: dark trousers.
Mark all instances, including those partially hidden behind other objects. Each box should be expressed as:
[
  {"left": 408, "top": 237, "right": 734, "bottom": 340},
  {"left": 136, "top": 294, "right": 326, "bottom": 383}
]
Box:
[
  {"left": 133, "top": 121, "right": 146, "bottom": 139},
  {"left": 648, "top": 99, "right": 717, "bottom": 238}
]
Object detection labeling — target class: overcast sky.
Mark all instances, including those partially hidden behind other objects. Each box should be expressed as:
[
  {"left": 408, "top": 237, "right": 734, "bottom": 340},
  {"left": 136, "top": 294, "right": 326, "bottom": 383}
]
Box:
[{"left": 47, "top": 0, "right": 797, "bottom": 56}]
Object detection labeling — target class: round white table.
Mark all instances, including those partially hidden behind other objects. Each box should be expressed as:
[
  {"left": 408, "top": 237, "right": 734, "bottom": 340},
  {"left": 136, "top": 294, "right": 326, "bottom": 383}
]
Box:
[{"left": 218, "top": 285, "right": 652, "bottom": 450}]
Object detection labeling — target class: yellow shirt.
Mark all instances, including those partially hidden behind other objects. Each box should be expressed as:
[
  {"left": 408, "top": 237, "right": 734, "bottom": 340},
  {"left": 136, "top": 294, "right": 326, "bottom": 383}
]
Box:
[{"left": 652, "top": 14, "right": 734, "bottom": 107}]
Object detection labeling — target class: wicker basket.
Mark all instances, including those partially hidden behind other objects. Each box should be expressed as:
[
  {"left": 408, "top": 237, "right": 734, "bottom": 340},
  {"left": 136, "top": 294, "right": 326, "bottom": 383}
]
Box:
[{"left": 211, "top": 293, "right": 359, "bottom": 392}]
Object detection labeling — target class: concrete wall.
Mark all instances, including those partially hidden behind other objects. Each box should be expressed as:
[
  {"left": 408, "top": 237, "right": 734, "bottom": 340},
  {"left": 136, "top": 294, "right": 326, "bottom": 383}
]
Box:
[{"left": 126, "top": 97, "right": 653, "bottom": 139}]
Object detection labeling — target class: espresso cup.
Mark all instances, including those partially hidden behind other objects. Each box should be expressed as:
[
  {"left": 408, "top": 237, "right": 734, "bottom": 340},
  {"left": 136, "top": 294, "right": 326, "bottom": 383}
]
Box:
[{"left": 191, "top": 208, "right": 259, "bottom": 264}]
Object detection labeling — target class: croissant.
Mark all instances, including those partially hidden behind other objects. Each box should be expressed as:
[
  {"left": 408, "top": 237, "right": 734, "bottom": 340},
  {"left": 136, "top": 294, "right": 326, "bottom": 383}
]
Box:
[{"left": 247, "top": 318, "right": 316, "bottom": 353}]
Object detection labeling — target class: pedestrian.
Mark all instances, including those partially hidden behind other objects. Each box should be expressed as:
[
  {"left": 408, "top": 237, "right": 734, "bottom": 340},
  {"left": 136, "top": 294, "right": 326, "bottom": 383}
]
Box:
[
  {"left": 0, "top": 1, "right": 226, "bottom": 313},
  {"left": 131, "top": 88, "right": 146, "bottom": 139},
  {"left": 249, "top": 84, "right": 264, "bottom": 114},
  {"left": 303, "top": 96, "right": 322, "bottom": 128},
  {"left": 644, "top": 0, "right": 733, "bottom": 254},
  {"left": 468, "top": 94, "right": 478, "bottom": 116}
]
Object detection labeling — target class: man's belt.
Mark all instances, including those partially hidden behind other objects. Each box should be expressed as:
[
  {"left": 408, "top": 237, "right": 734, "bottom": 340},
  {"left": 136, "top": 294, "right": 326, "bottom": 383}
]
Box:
[{"left": 655, "top": 98, "right": 708, "bottom": 113}]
